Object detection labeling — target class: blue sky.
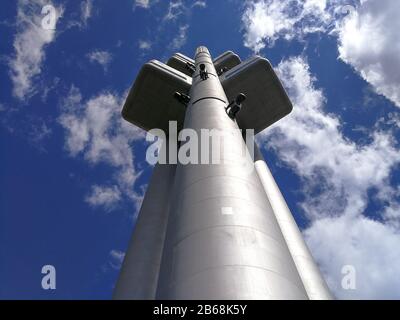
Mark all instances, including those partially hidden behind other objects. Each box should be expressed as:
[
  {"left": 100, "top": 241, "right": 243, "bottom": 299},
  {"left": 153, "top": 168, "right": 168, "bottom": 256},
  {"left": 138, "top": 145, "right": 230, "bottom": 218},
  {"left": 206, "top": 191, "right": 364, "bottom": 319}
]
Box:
[{"left": 1, "top": 0, "right": 400, "bottom": 300}]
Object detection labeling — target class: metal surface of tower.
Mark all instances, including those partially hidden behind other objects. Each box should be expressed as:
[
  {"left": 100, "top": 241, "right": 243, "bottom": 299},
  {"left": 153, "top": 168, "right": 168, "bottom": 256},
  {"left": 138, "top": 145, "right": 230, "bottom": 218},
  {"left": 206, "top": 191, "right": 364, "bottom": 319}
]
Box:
[{"left": 113, "top": 47, "right": 332, "bottom": 300}]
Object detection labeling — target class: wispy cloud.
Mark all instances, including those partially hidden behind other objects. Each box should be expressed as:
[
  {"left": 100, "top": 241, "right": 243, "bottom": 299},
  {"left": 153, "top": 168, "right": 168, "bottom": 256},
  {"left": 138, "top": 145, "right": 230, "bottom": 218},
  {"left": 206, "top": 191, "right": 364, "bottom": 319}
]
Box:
[
  {"left": 133, "top": 0, "right": 152, "bottom": 10},
  {"left": 138, "top": 39, "right": 152, "bottom": 51},
  {"left": 9, "top": 0, "right": 63, "bottom": 100},
  {"left": 192, "top": 1, "right": 207, "bottom": 8},
  {"left": 164, "top": 0, "right": 185, "bottom": 21},
  {"left": 58, "top": 86, "right": 145, "bottom": 212},
  {"left": 85, "top": 185, "right": 122, "bottom": 211},
  {"left": 66, "top": 0, "right": 94, "bottom": 29},
  {"left": 87, "top": 50, "right": 112, "bottom": 72},
  {"left": 139, "top": 0, "right": 206, "bottom": 55},
  {"left": 169, "top": 24, "right": 189, "bottom": 50},
  {"left": 101, "top": 249, "right": 125, "bottom": 273},
  {"left": 80, "top": 0, "right": 93, "bottom": 27},
  {"left": 109, "top": 250, "right": 125, "bottom": 270}
]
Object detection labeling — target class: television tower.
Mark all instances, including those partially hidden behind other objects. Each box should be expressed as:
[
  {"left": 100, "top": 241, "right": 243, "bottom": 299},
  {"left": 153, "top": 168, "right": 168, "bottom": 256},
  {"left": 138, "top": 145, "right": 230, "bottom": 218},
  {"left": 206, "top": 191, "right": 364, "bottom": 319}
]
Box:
[{"left": 113, "top": 47, "right": 332, "bottom": 300}]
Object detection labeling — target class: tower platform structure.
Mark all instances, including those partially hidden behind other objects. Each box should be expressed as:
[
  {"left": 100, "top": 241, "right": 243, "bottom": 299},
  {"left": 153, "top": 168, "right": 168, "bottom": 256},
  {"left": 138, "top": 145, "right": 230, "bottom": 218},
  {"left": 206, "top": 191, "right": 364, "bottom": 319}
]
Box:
[{"left": 114, "top": 46, "right": 332, "bottom": 300}]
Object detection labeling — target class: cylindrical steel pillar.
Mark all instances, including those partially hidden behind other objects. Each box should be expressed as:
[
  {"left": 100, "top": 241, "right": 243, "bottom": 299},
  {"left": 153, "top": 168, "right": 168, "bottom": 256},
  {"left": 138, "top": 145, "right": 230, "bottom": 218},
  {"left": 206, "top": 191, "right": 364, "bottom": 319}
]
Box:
[
  {"left": 156, "top": 47, "right": 308, "bottom": 299},
  {"left": 253, "top": 145, "right": 333, "bottom": 299},
  {"left": 113, "top": 141, "right": 177, "bottom": 299}
]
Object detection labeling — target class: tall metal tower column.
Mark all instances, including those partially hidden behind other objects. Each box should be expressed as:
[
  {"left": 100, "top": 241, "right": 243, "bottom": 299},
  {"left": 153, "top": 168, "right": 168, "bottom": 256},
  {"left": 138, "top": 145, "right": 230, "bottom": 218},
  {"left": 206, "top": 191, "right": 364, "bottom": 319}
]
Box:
[
  {"left": 253, "top": 145, "right": 333, "bottom": 300},
  {"left": 117, "top": 46, "right": 333, "bottom": 300},
  {"left": 155, "top": 47, "right": 308, "bottom": 299},
  {"left": 113, "top": 143, "right": 177, "bottom": 299}
]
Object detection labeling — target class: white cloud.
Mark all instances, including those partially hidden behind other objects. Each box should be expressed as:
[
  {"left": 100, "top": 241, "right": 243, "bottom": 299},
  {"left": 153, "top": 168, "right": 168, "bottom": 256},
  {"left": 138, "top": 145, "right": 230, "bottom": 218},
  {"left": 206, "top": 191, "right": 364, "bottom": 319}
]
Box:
[
  {"left": 242, "top": 0, "right": 400, "bottom": 108},
  {"left": 9, "top": 0, "right": 63, "bottom": 100},
  {"left": 170, "top": 24, "right": 188, "bottom": 50},
  {"left": 80, "top": 0, "right": 93, "bottom": 26},
  {"left": 59, "top": 86, "right": 145, "bottom": 211},
  {"left": 138, "top": 40, "right": 152, "bottom": 51},
  {"left": 192, "top": 1, "right": 206, "bottom": 8},
  {"left": 164, "top": 0, "right": 185, "bottom": 21},
  {"left": 263, "top": 56, "right": 400, "bottom": 220},
  {"left": 242, "top": 0, "right": 331, "bottom": 52},
  {"left": 109, "top": 250, "right": 125, "bottom": 270},
  {"left": 336, "top": 0, "right": 400, "bottom": 108},
  {"left": 66, "top": 0, "right": 93, "bottom": 29},
  {"left": 134, "top": 0, "right": 151, "bottom": 9},
  {"left": 305, "top": 215, "right": 400, "bottom": 299},
  {"left": 86, "top": 185, "right": 122, "bottom": 211},
  {"left": 140, "top": 1, "right": 204, "bottom": 53},
  {"left": 258, "top": 56, "right": 400, "bottom": 298},
  {"left": 87, "top": 50, "right": 112, "bottom": 72}
]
